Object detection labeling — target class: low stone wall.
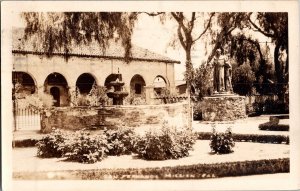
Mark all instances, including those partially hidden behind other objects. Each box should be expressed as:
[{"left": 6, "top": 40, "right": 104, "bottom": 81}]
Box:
[
  {"left": 41, "top": 102, "right": 189, "bottom": 133},
  {"left": 197, "top": 95, "right": 246, "bottom": 121}
]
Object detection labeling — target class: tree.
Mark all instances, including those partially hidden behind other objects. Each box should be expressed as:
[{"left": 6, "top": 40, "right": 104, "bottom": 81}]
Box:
[
  {"left": 21, "top": 12, "right": 138, "bottom": 61},
  {"left": 193, "top": 61, "right": 214, "bottom": 99},
  {"left": 207, "top": 12, "right": 288, "bottom": 99},
  {"left": 248, "top": 12, "right": 288, "bottom": 100},
  {"left": 232, "top": 62, "right": 256, "bottom": 95},
  {"left": 169, "top": 12, "right": 215, "bottom": 128},
  {"left": 206, "top": 12, "right": 250, "bottom": 64},
  {"left": 169, "top": 12, "right": 215, "bottom": 91},
  {"left": 143, "top": 12, "right": 215, "bottom": 128}
]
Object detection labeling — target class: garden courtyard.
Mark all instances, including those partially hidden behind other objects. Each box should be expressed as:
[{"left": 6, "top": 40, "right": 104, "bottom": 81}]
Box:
[
  {"left": 8, "top": 10, "right": 292, "bottom": 188},
  {"left": 13, "top": 115, "right": 290, "bottom": 180}
]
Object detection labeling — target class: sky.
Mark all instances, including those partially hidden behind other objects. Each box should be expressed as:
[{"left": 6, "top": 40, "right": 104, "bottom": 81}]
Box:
[{"left": 132, "top": 13, "right": 209, "bottom": 81}]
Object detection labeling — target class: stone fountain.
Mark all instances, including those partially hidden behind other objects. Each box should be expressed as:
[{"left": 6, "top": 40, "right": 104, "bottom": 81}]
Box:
[{"left": 106, "top": 74, "right": 129, "bottom": 105}]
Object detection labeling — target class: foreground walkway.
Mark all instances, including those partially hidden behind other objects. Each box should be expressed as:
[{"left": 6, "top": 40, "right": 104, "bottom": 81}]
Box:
[{"left": 12, "top": 173, "right": 295, "bottom": 191}]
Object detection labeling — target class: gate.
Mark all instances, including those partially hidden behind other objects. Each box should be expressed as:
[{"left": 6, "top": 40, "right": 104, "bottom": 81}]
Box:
[{"left": 14, "top": 107, "right": 41, "bottom": 131}]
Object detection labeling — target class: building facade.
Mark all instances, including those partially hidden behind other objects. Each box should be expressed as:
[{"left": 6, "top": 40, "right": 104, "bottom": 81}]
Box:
[{"left": 12, "top": 28, "right": 180, "bottom": 106}]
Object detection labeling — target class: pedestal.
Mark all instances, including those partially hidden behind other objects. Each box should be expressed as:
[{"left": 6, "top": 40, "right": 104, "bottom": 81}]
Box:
[{"left": 201, "top": 94, "right": 246, "bottom": 121}]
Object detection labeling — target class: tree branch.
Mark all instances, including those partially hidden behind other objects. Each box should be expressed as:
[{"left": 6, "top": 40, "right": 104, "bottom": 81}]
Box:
[
  {"left": 192, "top": 12, "right": 215, "bottom": 43},
  {"left": 171, "top": 12, "right": 190, "bottom": 40},
  {"left": 177, "top": 25, "right": 187, "bottom": 51},
  {"left": 189, "top": 12, "right": 196, "bottom": 32},
  {"left": 248, "top": 16, "right": 274, "bottom": 38},
  {"left": 242, "top": 37, "right": 264, "bottom": 61},
  {"left": 140, "top": 12, "right": 164, "bottom": 17}
]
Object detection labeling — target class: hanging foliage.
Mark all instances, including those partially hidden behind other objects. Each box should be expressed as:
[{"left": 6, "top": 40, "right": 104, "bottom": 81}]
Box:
[{"left": 21, "top": 12, "right": 138, "bottom": 61}]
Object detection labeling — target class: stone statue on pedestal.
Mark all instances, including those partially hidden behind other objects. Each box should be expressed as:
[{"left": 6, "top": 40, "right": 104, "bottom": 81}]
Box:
[
  {"left": 224, "top": 60, "right": 233, "bottom": 92},
  {"left": 213, "top": 49, "right": 233, "bottom": 94}
]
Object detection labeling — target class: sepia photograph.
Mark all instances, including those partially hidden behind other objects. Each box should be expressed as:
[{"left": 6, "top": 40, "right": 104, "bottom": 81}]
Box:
[{"left": 1, "top": 1, "right": 299, "bottom": 191}]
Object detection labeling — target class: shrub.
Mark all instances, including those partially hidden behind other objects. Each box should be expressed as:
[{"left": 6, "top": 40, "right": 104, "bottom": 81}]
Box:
[
  {"left": 193, "top": 102, "right": 203, "bottom": 120},
  {"left": 36, "top": 129, "right": 67, "bottom": 158},
  {"left": 37, "top": 129, "right": 109, "bottom": 163},
  {"left": 258, "top": 123, "right": 289, "bottom": 131},
  {"left": 105, "top": 127, "right": 136, "bottom": 156},
  {"left": 17, "top": 93, "right": 55, "bottom": 110},
  {"left": 133, "top": 123, "right": 197, "bottom": 160},
  {"left": 210, "top": 128, "right": 235, "bottom": 154},
  {"left": 64, "top": 130, "right": 108, "bottom": 163}
]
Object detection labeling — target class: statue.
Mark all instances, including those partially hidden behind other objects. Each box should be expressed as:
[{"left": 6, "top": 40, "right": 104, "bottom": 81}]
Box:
[
  {"left": 224, "top": 59, "right": 233, "bottom": 92},
  {"left": 213, "top": 49, "right": 233, "bottom": 94},
  {"left": 213, "top": 49, "right": 225, "bottom": 93}
]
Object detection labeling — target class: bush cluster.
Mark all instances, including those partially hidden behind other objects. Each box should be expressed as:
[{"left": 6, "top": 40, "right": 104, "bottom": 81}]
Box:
[
  {"left": 37, "top": 125, "right": 196, "bottom": 162},
  {"left": 209, "top": 128, "right": 235, "bottom": 154},
  {"left": 36, "top": 128, "right": 135, "bottom": 163},
  {"left": 36, "top": 129, "right": 67, "bottom": 158},
  {"left": 64, "top": 131, "right": 108, "bottom": 163},
  {"left": 246, "top": 99, "right": 289, "bottom": 116},
  {"left": 105, "top": 127, "right": 135, "bottom": 156},
  {"left": 133, "top": 124, "right": 197, "bottom": 160}
]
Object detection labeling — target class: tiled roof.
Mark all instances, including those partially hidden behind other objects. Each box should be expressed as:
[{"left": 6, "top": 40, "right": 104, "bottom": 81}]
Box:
[{"left": 12, "top": 28, "right": 180, "bottom": 64}]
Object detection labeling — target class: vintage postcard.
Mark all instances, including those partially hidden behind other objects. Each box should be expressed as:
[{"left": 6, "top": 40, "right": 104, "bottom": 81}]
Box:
[{"left": 1, "top": 1, "right": 299, "bottom": 191}]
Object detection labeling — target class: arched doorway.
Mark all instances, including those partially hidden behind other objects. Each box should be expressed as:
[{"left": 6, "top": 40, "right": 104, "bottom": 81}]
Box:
[
  {"left": 44, "top": 72, "right": 69, "bottom": 107},
  {"left": 153, "top": 76, "right": 168, "bottom": 96},
  {"left": 50, "top": 87, "right": 60, "bottom": 107},
  {"left": 12, "top": 71, "right": 36, "bottom": 97},
  {"left": 76, "top": 73, "right": 97, "bottom": 95},
  {"left": 12, "top": 71, "right": 40, "bottom": 131},
  {"left": 130, "top": 74, "right": 146, "bottom": 95}
]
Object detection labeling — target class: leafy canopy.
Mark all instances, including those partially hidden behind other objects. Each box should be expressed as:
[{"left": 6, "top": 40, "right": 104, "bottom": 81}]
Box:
[{"left": 21, "top": 12, "right": 138, "bottom": 60}]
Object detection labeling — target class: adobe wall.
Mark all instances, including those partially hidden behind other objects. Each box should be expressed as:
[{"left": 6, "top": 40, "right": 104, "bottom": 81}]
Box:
[{"left": 40, "top": 102, "right": 189, "bottom": 133}]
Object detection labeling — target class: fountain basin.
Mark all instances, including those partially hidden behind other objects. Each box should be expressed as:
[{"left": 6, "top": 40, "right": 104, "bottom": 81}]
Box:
[{"left": 107, "top": 91, "right": 129, "bottom": 99}]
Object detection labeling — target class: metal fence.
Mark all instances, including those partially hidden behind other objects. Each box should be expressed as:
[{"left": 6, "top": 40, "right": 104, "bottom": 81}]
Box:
[{"left": 14, "top": 107, "right": 41, "bottom": 131}]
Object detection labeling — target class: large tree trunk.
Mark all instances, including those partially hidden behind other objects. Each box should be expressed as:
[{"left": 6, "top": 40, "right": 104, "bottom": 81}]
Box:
[
  {"left": 274, "top": 43, "right": 284, "bottom": 101},
  {"left": 185, "top": 47, "right": 193, "bottom": 130}
]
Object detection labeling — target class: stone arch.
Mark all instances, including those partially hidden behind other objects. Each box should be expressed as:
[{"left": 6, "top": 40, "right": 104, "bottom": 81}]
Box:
[
  {"left": 104, "top": 74, "right": 122, "bottom": 88},
  {"left": 13, "top": 71, "right": 37, "bottom": 95},
  {"left": 153, "top": 75, "right": 169, "bottom": 96},
  {"left": 44, "top": 72, "right": 69, "bottom": 107},
  {"left": 130, "top": 74, "right": 146, "bottom": 95},
  {"left": 76, "top": 73, "right": 97, "bottom": 95}
]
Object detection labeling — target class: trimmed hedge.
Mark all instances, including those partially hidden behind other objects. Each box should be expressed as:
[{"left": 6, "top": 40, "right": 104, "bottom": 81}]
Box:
[
  {"left": 13, "top": 158, "right": 289, "bottom": 180},
  {"left": 13, "top": 139, "right": 38, "bottom": 147},
  {"left": 259, "top": 123, "right": 289, "bottom": 131},
  {"left": 197, "top": 132, "right": 289, "bottom": 144}
]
